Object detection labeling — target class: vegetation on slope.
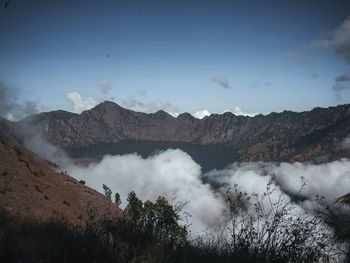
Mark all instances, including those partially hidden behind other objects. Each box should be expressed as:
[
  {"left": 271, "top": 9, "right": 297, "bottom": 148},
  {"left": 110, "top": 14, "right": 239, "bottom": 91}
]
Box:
[{"left": 1, "top": 185, "right": 348, "bottom": 263}]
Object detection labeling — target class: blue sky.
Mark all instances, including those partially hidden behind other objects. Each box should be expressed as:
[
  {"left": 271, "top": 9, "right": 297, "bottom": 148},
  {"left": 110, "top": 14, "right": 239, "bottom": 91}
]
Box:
[{"left": 0, "top": 0, "right": 350, "bottom": 118}]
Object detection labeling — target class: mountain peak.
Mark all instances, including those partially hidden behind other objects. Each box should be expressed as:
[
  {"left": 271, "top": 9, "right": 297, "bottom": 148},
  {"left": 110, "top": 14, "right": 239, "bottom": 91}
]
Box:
[
  {"left": 88, "top": 101, "right": 130, "bottom": 115},
  {"left": 177, "top": 112, "right": 195, "bottom": 120},
  {"left": 94, "top": 100, "right": 123, "bottom": 109},
  {"left": 153, "top": 110, "right": 172, "bottom": 117}
]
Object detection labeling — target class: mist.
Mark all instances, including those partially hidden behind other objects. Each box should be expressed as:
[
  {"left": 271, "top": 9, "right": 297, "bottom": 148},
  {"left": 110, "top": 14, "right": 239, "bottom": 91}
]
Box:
[
  {"left": 67, "top": 150, "right": 228, "bottom": 233},
  {"left": 0, "top": 81, "right": 39, "bottom": 121},
  {"left": 63, "top": 149, "right": 350, "bottom": 235},
  {"left": 23, "top": 132, "right": 350, "bottom": 237}
]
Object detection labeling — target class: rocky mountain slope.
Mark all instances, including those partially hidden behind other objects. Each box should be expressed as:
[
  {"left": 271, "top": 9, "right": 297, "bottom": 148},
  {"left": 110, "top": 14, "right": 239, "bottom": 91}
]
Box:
[
  {"left": 0, "top": 118, "right": 121, "bottom": 225},
  {"left": 19, "top": 101, "right": 350, "bottom": 162}
]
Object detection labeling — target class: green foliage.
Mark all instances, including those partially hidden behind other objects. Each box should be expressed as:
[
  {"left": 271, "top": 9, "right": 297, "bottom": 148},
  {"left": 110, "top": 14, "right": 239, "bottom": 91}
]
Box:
[
  {"left": 0, "top": 187, "right": 345, "bottom": 263},
  {"left": 125, "top": 191, "right": 187, "bottom": 246},
  {"left": 125, "top": 191, "right": 143, "bottom": 221}
]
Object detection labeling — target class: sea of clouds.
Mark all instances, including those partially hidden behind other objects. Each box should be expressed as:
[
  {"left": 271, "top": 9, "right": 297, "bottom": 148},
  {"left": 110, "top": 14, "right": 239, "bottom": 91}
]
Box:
[{"left": 25, "top": 134, "right": 350, "bottom": 236}]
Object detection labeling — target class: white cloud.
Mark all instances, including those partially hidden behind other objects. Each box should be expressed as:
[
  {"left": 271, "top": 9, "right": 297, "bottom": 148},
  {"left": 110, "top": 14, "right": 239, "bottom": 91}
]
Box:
[
  {"left": 193, "top": 110, "right": 211, "bottom": 119},
  {"left": 63, "top": 148, "right": 350, "bottom": 238},
  {"left": 271, "top": 161, "right": 350, "bottom": 203},
  {"left": 24, "top": 133, "right": 350, "bottom": 247},
  {"left": 66, "top": 80, "right": 113, "bottom": 114},
  {"left": 206, "top": 160, "right": 350, "bottom": 210},
  {"left": 192, "top": 107, "right": 263, "bottom": 119},
  {"left": 67, "top": 150, "right": 227, "bottom": 233},
  {"left": 66, "top": 92, "right": 98, "bottom": 114},
  {"left": 225, "top": 106, "right": 262, "bottom": 117}
]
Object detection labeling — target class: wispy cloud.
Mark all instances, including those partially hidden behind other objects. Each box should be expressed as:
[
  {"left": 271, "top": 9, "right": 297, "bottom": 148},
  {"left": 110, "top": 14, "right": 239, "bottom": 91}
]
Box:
[
  {"left": 98, "top": 80, "right": 112, "bottom": 94},
  {"left": 0, "top": 81, "right": 39, "bottom": 121},
  {"left": 122, "top": 91, "right": 179, "bottom": 117},
  {"left": 121, "top": 90, "right": 147, "bottom": 109},
  {"left": 211, "top": 76, "right": 232, "bottom": 89},
  {"left": 60, "top": 146, "right": 350, "bottom": 236},
  {"left": 311, "top": 16, "right": 350, "bottom": 65},
  {"left": 333, "top": 73, "right": 350, "bottom": 100}
]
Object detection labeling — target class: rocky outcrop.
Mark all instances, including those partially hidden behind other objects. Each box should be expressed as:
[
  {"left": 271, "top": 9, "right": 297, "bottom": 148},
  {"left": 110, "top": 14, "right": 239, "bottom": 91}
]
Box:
[{"left": 19, "top": 101, "right": 350, "bottom": 162}]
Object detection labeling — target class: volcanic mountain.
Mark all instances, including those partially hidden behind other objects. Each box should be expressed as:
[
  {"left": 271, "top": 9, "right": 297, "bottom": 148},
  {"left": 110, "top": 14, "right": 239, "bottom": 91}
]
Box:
[{"left": 18, "top": 101, "right": 350, "bottom": 162}]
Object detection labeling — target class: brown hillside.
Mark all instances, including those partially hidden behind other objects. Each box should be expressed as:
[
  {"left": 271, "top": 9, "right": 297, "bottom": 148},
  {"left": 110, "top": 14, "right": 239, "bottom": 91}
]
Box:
[{"left": 0, "top": 141, "right": 122, "bottom": 226}]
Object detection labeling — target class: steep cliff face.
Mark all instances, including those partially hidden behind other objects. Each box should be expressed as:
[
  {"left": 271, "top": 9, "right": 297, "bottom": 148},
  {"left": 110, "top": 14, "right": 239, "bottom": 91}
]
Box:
[{"left": 19, "top": 101, "right": 350, "bottom": 162}]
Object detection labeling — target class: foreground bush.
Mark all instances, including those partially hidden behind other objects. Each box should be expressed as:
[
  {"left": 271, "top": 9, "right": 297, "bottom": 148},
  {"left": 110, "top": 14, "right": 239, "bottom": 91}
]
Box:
[{"left": 0, "top": 186, "right": 346, "bottom": 262}]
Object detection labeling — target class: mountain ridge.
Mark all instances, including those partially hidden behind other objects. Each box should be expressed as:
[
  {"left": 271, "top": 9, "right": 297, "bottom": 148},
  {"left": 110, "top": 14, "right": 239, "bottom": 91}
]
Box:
[{"left": 17, "top": 101, "right": 350, "bottom": 162}]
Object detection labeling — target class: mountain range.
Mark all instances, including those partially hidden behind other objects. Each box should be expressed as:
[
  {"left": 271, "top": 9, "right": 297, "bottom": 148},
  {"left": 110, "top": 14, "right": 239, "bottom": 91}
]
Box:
[
  {"left": 0, "top": 101, "right": 350, "bottom": 242},
  {"left": 17, "top": 101, "right": 350, "bottom": 162}
]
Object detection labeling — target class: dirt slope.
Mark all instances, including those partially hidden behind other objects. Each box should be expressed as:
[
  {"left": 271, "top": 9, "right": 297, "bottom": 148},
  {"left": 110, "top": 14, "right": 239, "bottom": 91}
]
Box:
[{"left": 0, "top": 141, "right": 122, "bottom": 226}]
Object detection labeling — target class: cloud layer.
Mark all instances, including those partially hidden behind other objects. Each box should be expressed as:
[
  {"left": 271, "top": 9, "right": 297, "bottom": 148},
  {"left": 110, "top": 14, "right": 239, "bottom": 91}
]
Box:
[
  {"left": 67, "top": 150, "right": 227, "bottom": 233},
  {"left": 23, "top": 130, "right": 350, "bottom": 241},
  {"left": 59, "top": 148, "right": 350, "bottom": 235}
]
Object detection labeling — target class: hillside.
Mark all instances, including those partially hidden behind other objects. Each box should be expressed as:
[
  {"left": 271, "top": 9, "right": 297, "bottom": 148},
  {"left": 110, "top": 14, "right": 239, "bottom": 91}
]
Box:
[
  {"left": 0, "top": 119, "right": 121, "bottom": 226},
  {"left": 19, "top": 101, "right": 350, "bottom": 162}
]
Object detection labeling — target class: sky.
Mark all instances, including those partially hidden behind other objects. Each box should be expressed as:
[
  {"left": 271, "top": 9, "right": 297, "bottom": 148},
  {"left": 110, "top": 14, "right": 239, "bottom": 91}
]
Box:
[{"left": 0, "top": 0, "right": 350, "bottom": 119}]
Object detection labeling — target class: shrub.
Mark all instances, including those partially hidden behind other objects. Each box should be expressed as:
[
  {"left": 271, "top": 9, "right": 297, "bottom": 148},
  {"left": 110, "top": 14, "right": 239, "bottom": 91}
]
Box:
[
  {"left": 102, "top": 184, "right": 112, "bottom": 200},
  {"left": 173, "top": 179, "right": 340, "bottom": 263},
  {"left": 124, "top": 191, "right": 188, "bottom": 246},
  {"left": 0, "top": 186, "right": 345, "bottom": 263},
  {"left": 114, "top": 192, "right": 121, "bottom": 206}
]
